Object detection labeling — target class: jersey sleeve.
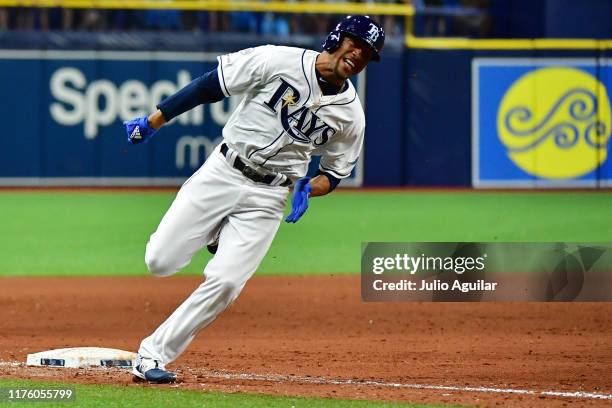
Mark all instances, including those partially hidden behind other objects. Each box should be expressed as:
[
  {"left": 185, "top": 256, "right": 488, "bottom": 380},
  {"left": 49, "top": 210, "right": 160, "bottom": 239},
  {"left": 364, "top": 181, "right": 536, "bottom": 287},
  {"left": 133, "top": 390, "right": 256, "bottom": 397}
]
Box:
[
  {"left": 318, "top": 121, "right": 365, "bottom": 179},
  {"left": 216, "top": 45, "right": 272, "bottom": 97}
]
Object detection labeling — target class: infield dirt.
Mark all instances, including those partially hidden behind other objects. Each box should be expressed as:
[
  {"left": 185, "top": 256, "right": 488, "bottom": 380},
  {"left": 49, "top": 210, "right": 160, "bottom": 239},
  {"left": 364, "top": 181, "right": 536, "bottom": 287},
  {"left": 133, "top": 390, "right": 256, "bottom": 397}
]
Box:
[{"left": 0, "top": 276, "right": 610, "bottom": 407}]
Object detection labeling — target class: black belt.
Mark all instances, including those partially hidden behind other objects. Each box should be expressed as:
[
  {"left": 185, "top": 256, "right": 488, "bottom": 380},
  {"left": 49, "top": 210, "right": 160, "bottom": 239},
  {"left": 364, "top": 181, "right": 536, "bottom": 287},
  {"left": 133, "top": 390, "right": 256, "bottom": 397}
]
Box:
[{"left": 220, "top": 143, "right": 292, "bottom": 187}]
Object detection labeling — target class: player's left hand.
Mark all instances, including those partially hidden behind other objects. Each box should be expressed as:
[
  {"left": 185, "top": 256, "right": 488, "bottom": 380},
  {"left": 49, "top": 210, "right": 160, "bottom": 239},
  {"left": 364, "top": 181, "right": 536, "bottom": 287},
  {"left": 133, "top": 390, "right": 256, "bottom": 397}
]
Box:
[
  {"left": 124, "top": 116, "right": 157, "bottom": 144},
  {"left": 285, "top": 177, "right": 311, "bottom": 223}
]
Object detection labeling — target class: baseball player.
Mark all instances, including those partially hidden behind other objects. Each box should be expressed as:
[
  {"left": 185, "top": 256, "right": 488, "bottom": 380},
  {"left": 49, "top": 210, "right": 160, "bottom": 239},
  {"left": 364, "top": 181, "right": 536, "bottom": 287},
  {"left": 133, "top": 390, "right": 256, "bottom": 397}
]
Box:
[{"left": 125, "top": 15, "right": 384, "bottom": 383}]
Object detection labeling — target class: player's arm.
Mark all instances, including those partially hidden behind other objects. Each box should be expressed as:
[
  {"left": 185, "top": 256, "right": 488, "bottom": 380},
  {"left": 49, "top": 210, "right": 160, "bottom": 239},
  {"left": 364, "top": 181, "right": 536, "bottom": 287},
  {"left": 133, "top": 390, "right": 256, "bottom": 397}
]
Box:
[
  {"left": 285, "top": 172, "right": 341, "bottom": 223},
  {"left": 285, "top": 171, "right": 341, "bottom": 223},
  {"left": 310, "top": 171, "right": 340, "bottom": 197},
  {"left": 147, "top": 109, "right": 166, "bottom": 130},
  {"left": 124, "top": 68, "right": 225, "bottom": 143},
  {"left": 126, "top": 46, "right": 271, "bottom": 144}
]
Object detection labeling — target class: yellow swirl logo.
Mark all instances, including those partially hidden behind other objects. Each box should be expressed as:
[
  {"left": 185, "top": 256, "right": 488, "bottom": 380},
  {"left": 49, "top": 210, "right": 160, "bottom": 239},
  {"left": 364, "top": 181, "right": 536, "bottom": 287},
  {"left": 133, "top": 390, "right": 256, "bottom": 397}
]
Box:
[{"left": 497, "top": 67, "right": 611, "bottom": 179}]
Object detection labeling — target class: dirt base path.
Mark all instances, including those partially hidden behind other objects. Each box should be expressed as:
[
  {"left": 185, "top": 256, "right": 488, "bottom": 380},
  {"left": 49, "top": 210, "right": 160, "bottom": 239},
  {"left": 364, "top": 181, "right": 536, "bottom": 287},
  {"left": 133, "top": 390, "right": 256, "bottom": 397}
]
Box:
[{"left": 1, "top": 276, "right": 610, "bottom": 407}]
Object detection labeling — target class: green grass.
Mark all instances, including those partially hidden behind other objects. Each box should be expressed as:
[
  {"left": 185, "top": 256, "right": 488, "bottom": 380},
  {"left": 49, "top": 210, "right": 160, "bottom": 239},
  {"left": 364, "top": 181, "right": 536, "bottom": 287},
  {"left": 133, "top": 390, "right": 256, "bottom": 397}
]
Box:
[
  {"left": 0, "top": 379, "right": 452, "bottom": 408},
  {"left": 1, "top": 190, "right": 611, "bottom": 276}
]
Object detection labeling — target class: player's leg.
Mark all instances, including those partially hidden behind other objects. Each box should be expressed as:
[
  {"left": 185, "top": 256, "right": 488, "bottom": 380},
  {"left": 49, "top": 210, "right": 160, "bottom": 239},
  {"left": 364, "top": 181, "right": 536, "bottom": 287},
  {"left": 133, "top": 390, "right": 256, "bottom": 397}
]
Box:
[
  {"left": 138, "top": 185, "right": 288, "bottom": 364},
  {"left": 143, "top": 149, "right": 237, "bottom": 277}
]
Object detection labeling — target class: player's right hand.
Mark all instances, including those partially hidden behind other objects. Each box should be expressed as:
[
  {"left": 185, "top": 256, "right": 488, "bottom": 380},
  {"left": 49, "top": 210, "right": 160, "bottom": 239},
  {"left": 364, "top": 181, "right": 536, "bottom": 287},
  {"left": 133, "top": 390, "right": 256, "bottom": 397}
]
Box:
[{"left": 124, "top": 116, "right": 157, "bottom": 144}]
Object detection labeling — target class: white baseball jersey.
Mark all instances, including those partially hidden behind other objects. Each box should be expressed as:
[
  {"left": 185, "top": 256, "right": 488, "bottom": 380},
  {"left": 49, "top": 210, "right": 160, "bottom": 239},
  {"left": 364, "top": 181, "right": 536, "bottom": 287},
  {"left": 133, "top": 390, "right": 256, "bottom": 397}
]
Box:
[{"left": 216, "top": 45, "right": 365, "bottom": 180}]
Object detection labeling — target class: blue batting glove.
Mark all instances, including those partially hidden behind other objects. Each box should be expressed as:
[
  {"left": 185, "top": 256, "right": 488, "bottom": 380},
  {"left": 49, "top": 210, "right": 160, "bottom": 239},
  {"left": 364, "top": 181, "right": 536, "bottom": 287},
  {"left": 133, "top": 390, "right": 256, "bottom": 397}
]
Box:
[
  {"left": 285, "top": 177, "right": 312, "bottom": 223},
  {"left": 124, "top": 115, "right": 157, "bottom": 144}
]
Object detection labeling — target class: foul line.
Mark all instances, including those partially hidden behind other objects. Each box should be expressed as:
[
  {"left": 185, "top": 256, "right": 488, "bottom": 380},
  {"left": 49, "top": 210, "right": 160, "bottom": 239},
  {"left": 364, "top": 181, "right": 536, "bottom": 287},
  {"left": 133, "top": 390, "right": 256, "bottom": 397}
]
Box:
[
  {"left": 2, "top": 362, "right": 611, "bottom": 401},
  {"left": 0, "top": 362, "right": 21, "bottom": 367},
  {"left": 192, "top": 369, "right": 612, "bottom": 401}
]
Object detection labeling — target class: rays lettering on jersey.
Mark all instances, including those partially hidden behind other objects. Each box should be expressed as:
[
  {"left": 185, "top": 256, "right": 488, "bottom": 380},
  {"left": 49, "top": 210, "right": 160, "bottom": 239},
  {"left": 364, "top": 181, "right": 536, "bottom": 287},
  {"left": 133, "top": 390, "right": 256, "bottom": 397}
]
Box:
[{"left": 264, "top": 78, "right": 336, "bottom": 146}]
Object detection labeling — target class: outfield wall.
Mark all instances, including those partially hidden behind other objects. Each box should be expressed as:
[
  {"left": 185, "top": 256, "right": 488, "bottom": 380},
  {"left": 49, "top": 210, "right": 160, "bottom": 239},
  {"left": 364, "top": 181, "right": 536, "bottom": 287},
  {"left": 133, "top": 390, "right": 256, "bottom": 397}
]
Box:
[
  {"left": 0, "top": 33, "right": 610, "bottom": 187},
  {"left": 404, "top": 46, "right": 612, "bottom": 188}
]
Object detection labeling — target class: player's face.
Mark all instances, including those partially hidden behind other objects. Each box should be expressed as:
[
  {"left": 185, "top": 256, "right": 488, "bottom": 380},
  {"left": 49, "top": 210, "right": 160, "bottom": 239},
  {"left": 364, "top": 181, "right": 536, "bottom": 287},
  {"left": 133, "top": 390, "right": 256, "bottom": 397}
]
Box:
[{"left": 333, "top": 36, "right": 374, "bottom": 79}]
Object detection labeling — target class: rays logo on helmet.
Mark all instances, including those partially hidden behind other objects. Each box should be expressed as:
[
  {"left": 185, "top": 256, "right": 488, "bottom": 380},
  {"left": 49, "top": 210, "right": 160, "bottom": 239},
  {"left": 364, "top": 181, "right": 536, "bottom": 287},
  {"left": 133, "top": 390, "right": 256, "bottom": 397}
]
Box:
[{"left": 367, "top": 24, "right": 380, "bottom": 44}]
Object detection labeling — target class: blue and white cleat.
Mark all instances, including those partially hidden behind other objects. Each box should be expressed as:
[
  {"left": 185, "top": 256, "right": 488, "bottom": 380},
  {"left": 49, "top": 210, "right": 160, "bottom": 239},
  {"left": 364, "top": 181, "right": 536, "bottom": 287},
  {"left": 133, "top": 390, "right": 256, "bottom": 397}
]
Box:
[{"left": 132, "top": 355, "right": 177, "bottom": 384}]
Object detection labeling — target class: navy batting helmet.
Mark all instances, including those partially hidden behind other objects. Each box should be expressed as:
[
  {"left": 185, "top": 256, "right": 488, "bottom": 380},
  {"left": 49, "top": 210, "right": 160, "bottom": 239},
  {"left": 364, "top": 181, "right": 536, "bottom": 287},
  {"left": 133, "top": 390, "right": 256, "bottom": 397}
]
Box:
[{"left": 323, "top": 15, "right": 385, "bottom": 62}]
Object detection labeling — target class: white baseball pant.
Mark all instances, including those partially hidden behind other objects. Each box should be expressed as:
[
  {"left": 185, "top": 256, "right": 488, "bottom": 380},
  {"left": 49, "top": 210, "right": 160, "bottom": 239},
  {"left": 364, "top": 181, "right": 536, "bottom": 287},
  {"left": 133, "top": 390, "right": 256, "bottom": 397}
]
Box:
[{"left": 138, "top": 144, "right": 289, "bottom": 364}]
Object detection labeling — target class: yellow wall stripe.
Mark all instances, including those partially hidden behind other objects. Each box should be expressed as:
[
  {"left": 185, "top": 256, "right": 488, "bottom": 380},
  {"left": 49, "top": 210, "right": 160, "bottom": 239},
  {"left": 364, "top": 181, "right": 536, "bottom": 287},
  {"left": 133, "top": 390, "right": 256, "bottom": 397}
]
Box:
[
  {"left": 0, "top": 0, "right": 415, "bottom": 15},
  {"left": 405, "top": 35, "right": 612, "bottom": 50}
]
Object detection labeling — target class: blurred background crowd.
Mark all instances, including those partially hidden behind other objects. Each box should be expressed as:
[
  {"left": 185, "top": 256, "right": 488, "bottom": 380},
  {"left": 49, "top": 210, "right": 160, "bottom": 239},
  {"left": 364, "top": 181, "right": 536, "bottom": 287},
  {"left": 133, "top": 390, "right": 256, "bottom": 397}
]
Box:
[
  {"left": 0, "top": 0, "right": 492, "bottom": 38},
  {"left": 1, "top": 0, "right": 609, "bottom": 40}
]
